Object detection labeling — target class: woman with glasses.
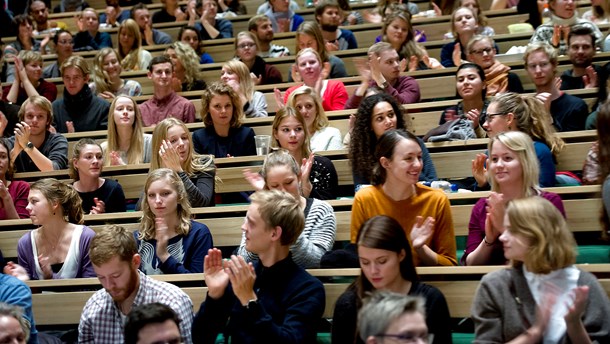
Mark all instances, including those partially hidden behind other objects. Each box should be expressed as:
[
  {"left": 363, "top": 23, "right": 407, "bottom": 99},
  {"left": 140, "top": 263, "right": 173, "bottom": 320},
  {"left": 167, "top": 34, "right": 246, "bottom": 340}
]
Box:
[
  {"left": 234, "top": 31, "right": 282, "bottom": 85},
  {"left": 332, "top": 215, "right": 452, "bottom": 344},
  {"left": 473, "top": 92, "right": 564, "bottom": 188},
  {"left": 466, "top": 36, "right": 523, "bottom": 96}
]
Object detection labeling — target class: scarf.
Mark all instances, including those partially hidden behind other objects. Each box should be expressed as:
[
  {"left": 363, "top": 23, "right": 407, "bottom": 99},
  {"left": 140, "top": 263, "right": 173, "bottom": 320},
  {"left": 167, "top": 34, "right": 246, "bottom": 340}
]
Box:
[
  {"left": 63, "top": 84, "right": 93, "bottom": 114},
  {"left": 551, "top": 12, "right": 578, "bottom": 26},
  {"left": 485, "top": 60, "right": 511, "bottom": 96}
]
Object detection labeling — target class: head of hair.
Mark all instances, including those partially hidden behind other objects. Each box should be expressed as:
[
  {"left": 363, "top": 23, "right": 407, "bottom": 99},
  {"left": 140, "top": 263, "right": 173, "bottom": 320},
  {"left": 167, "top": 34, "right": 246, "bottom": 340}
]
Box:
[
  {"left": 12, "top": 15, "right": 33, "bottom": 38},
  {"left": 524, "top": 42, "right": 558, "bottom": 67},
  {"left": 381, "top": 11, "right": 422, "bottom": 60},
  {"left": 117, "top": 19, "right": 143, "bottom": 70},
  {"left": 248, "top": 14, "right": 270, "bottom": 31},
  {"left": 371, "top": 129, "right": 420, "bottom": 185},
  {"left": 260, "top": 149, "right": 301, "bottom": 188},
  {"left": 89, "top": 224, "right": 138, "bottom": 266},
  {"left": 466, "top": 34, "right": 494, "bottom": 55},
  {"left": 358, "top": 291, "right": 425, "bottom": 342},
  {"left": 69, "top": 138, "right": 103, "bottom": 181},
  {"left": 167, "top": 41, "right": 203, "bottom": 89},
  {"left": 0, "top": 303, "right": 30, "bottom": 343},
  {"left": 130, "top": 2, "right": 148, "bottom": 18},
  {"left": 567, "top": 24, "right": 596, "bottom": 47},
  {"left": 354, "top": 216, "right": 418, "bottom": 301},
  {"left": 18, "top": 95, "right": 53, "bottom": 129},
  {"left": 178, "top": 26, "right": 203, "bottom": 54},
  {"left": 30, "top": 178, "right": 84, "bottom": 224},
  {"left": 91, "top": 47, "right": 121, "bottom": 94},
  {"left": 235, "top": 31, "right": 259, "bottom": 54},
  {"left": 271, "top": 106, "right": 312, "bottom": 159},
  {"left": 286, "top": 85, "right": 328, "bottom": 132},
  {"left": 201, "top": 82, "right": 244, "bottom": 128},
  {"left": 505, "top": 197, "right": 576, "bottom": 273},
  {"left": 451, "top": 6, "right": 478, "bottom": 38},
  {"left": 222, "top": 59, "right": 254, "bottom": 101},
  {"left": 488, "top": 131, "right": 540, "bottom": 196},
  {"left": 489, "top": 92, "right": 564, "bottom": 158},
  {"left": 592, "top": 0, "right": 610, "bottom": 19},
  {"left": 81, "top": 7, "right": 99, "bottom": 20},
  {"left": 315, "top": 0, "right": 342, "bottom": 18},
  {"left": 61, "top": 55, "right": 89, "bottom": 77},
  {"left": 105, "top": 96, "right": 146, "bottom": 166},
  {"left": 151, "top": 118, "right": 191, "bottom": 171},
  {"left": 19, "top": 50, "right": 42, "bottom": 67},
  {"left": 249, "top": 190, "right": 304, "bottom": 246},
  {"left": 139, "top": 168, "right": 192, "bottom": 241},
  {"left": 52, "top": 29, "right": 72, "bottom": 45},
  {"left": 124, "top": 303, "right": 181, "bottom": 344},
  {"left": 0, "top": 138, "right": 14, "bottom": 180},
  {"left": 295, "top": 21, "right": 329, "bottom": 62},
  {"left": 350, "top": 94, "right": 408, "bottom": 181},
  {"left": 368, "top": 41, "right": 394, "bottom": 56},
  {"left": 148, "top": 55, "right": 173, "bottom": 72},
  {"left": 456, "top": 62, "right": 487, "bottom": 100}
]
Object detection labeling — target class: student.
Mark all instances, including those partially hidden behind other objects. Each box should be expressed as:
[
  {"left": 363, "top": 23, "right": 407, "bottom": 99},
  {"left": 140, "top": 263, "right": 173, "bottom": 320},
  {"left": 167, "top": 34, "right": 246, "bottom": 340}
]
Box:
[
  {"left": 89, "top": 48, "right": 142, "bottom": 100},
  {"left": 220, "top": 60, "right": 267, "bottom": 118},
  {"left": 264, "top": 0, "right": 304, "bottom": 32},
  {"left": 194, "top": 0, "right": 233, "bottom": 40},
  {"left": 70, "top": 139, "right": 127, "bottom": 214},
  {"left": 117, "top": 19, "right": 153, "bottom": 71},
  {"left": 29, "top": 0, "right": 68, "bottom": 35},
  {"left": 248, "top": 14, "right": 290, "bottom": 57},
  {"left": 0, "top": 138, "right": 29, "bottom": 220},
  {"left": 234, "top": 31, "right": 283, "bottom": 85},
  {"left": 192, "top": 190, "right": 325, "bottom": 343},
  {"left": 136, "top": 169, "right": 213, "bottom": 274},
  {"left": 79, "top": 225, "right": 194, "bottom": 343},
  {"left": 0, "top": 303, "right": 29, "bottom": 344},
  {"left": 292, "top": 21, "right": 348, "bottom": 80},
  {"left": 52, "top": 56, "right": 110, "bottom": 133},
  {"left": 315, "top": 0, "right": 357, "bottom": 51},
  {"left": 73, "top": 8, "right": 113, "bottom": 51},
  {"left": 124, "top": 303, "right": 182, "bottom": 344},
  {"left": 138, "top": 56, "right": 196, "bottom": 127},
  {"left": 42, "top": 30, "right": 74, "bottom": 79},
  {"left": 560, "top": 26, "right": 603, "bottom": 90},
  {"left": 441, "top": 6, "right": 483, "bottom": 67},
  {"left": 0, "top": 274, "right": 38, "bottom": 344},
  {"left": 10, "top": 96, "right": 68, "bottom": 173},
  {"left": 165, "top": 42, "right": 207, "bottom": 92},
  {"left": 3, "top": 51, "right": 57, "bottom": 106},
  {"left": 152, "top": 0, "right": 186, "bottom": 23},
  {"left": 130, "top": 3, "right": 172, "bottom": 46},
  {"left": 178, "top": 26, "right": 214, "bottom": 64}
]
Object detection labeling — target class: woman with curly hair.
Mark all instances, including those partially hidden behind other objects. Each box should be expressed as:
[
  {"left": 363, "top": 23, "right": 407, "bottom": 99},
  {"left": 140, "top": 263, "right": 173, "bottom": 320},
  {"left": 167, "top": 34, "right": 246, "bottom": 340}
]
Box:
[
  {"left": 101, "top": 96, "right": 152, "bottom": 166},
  {"left": 292, "top": 21, "right": 347, "bottom": 80},
  {"left": 165, "top": 42, "right": 207, "bottom": 92},
  {"left": 89, "top": 48, "right": 142, "bottom": 100},
  {"left": 220, "top": 60, "right": 267, "bottom": 118},
  {"left": 117, "top": 19, "right": 152, "bottom": 71},
  {"left": 349, "top": 93, "right": 437, "bottom": 191},
  {"left": 151, "top": 118, "right": 216, "bottom": 207},
  {"left": 178, "top": 26, "right": 214, "bottom": 64},
  {"left": 135, "top": 168, "right": 213, "bottom": 274}
]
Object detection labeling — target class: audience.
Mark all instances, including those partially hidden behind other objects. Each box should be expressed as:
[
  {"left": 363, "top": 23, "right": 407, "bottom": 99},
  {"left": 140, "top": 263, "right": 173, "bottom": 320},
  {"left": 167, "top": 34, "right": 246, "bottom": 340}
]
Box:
[
  {"left": 472, "top": 196, "right": 610, "bottom": 342},
  {"left": 445, "top": 0, "right": 495, "bottom": 40},
  {"left": 241, "top": 150, "right": 337, "bottom": 268},
  {"left": 192, "top": 190, "right": 325, "bottom": 343},
  {"left": 124, "top": 303, "right": 182, "bottom": 344},
  {"left": 3, "top": 51, "right": 57, "bottom": 106},
  {"left": 0, "top": 138, "right": 29, "bottom": 220},
  {"left": 79, "top": 225, "right": 193, "bottom": 343},
  {"left": 136, "top": 169, "right": 213, "bottom": 274},
  {"left": 235, "top": 31, "right": 283, "bottom": 85},
  {"left": 150, "top": 118, "right": 216, "bottom": 208},
  {"left": 194, "top": 0, "right": 233, "bottom": 40},
  {"left": 315, "top": 0, "right": 357, "bottom": 51},
  {"left": 3, "top": 15, "right": 45, "bottom": 61},
  {"left": 118, "top": 19, "right": 153, "bottom": 71},
  {"left": 152, "top": 0, "right": 186, "bottom": 23},
  {"left": 351, "top": 129, "right": 456, "bottom": 266},
  {"left": 220, "top": 60, "right": 268, "bottom": 118},
  {"left": 131, "top": 3, "right": 172, "bottom": 46},
  {"left": 139, "top": 56, "right": 196, "bottom": 127},
  {"left": 4, "top": 178, "right": 96, "bottom": 280},
  {"left": 441, "top": 6, "right": 486, "bottom": 67},
  {"left": 101, "top": 96, "right": 152, "bottom": 166},
  {"left": 89, "top": 48, "right": 143, "bottom": 100},
  {"left": 10, "top": 96, "right": 68, "bottom": 173},
  {"left": 332, "top": 215, "right": 451, "bottom": 344},
  {"left": 165, "top": 42, "right": 207, "bottom": 93},
  {"left": 99, "top": 0, "right": 131, "bottom": 28},
  {"left": 42, "top": 30, "right": 74, "bottom": 79},
  {"left": 73, "top": 8, "right": 113, "bottom": 51},
  {"left": 248, "top": 14, "right": 290, "bottom": 57},
  {"left": 70, "top": 138, "right": 127, "bottom": 214},
  {"left": 52, "top": 56, "right": 110, "bottom": 133}
]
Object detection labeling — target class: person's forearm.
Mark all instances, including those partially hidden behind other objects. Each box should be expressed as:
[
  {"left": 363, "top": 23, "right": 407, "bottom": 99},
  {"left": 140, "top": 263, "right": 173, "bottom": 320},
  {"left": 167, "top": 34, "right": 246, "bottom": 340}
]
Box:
[
  {"left": 201, "top": 20, "right": 219, "bottom": 39},
  {"left": 506, "top": 327, "right": 542, "bottom": 344},
  {"left": 27, "top": 148, "right": 55, "bottom": 171},
  {"left": 6, "top": 82, "right": 19, "bottom": 103},
  {"left": 415, "top": 245, "right": 438, "bottom": 265},
  {"left": 20, "top": 76, "right": 40, "bottom": 98},
  {"left": 566, "top": 320, "right": 592, "bottom": 344},
  {"left": 465, "top": 240, "right": 496, "bottom": 265},
  {"left": 10, "top": 146, "right": 22, "bottom": 165},
  {"left": 1, "top": 197, "right": 19, "bottom": 219}
]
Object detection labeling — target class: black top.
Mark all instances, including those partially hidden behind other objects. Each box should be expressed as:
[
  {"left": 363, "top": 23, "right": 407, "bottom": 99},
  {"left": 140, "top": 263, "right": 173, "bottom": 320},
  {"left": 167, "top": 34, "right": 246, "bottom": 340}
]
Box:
[
  {"left": 310, "top": 155, "right": 338, "bottom": 200},
  {"left": 76, "top": 178, "right": 126, "bottom": 214},
  {"left": 332, "top": 281, "right": 453, "bottom": 344},
  {"left": 0, "top": 101, "right": 19, "bottom": 137},
  {"left": 560, "top": 64, "right": 605, "bottom": 91},
  {"left": 550, "top": 93, "right": 589, "bottom": 132},
  {"left": 152, "top": 8, "right": 178, "bottom": 23},
  {"left": 192, "top": 126, "right": 256, "bottom": 158},
  {"left": 181, "top": 79, "right": 207, "bottom": 92}
]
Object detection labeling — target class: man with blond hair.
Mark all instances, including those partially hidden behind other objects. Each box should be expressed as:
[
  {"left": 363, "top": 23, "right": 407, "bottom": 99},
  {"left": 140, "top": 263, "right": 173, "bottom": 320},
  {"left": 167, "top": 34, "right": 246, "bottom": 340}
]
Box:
[
  {"left": 79, "top": 225, "right": 193, "bottom": 343},
  {"left": 192, "top": 190, "right": 325, "bottom": 343}
]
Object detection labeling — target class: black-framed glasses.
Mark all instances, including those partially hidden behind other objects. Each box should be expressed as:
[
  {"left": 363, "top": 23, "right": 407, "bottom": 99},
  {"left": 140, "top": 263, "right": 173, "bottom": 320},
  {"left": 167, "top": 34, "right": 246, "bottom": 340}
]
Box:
[
  {"left": 484, "top": 113, "right": 507, "bottom": 122},
  {"left": 470, "top": 47, "right": 493, "bottom": 56},
  {"left": 376, "top": 332, "right": 432, "bottom": 343}
]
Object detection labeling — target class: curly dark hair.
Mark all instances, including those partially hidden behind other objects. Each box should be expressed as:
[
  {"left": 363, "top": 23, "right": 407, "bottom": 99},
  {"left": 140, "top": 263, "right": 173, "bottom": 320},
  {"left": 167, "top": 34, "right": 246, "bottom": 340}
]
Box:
[{"left": 349, "top": 93, "right": 409, "bottom": 183}]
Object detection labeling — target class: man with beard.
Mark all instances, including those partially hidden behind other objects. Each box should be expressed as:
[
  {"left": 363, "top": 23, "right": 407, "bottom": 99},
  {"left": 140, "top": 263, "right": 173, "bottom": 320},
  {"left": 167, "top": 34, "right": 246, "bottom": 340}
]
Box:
[
  {"left": 79, "top": 225, "right": 193, "bottom": 344},
  {"left": 28, "top": 1, "right": 68, "bottom": 35},
  {"left": 315, "top": 0, "right": 357, "bottom": 51},
  {"left": 560, "top": 25, "right": 605, "bottom": 90},
  {"left": 248, "top": 14, "right": 290, "bottom": 57}
]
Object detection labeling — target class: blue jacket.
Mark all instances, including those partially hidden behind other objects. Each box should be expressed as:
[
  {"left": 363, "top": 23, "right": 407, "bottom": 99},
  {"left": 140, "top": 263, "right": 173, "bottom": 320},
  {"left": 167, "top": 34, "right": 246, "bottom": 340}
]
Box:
[
  {"left": 0, "top": 274, "right": 38, "bottom": 344},
  {"left": 195, "top": 18, "right": 233, "bottom": 40}
]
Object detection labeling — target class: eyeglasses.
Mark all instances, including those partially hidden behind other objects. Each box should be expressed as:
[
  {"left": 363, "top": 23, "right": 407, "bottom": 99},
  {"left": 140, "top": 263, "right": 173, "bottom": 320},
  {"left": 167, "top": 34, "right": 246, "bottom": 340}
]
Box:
[
  {"left": 470, "top": 47, "right": 493, "bottom": 56},
  {"left": 58, "top": 40, "right": 74, "bottom": 45},
  {"left": 376, "top": 332, "right": 432, "bottom": 343},
  {"left": 237, "top": 43, "right": 256, "bottom": 50},
  {"left": 526, "top": 61, "right": 551, "bottom": 70},
  {"left": 484, "top": 113, "right": 507, "bottom": 122}
]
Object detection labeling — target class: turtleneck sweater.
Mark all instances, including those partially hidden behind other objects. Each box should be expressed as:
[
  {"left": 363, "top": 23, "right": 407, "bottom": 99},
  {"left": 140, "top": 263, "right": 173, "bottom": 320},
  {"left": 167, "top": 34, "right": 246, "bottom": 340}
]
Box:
[{"left": 52, "top": 84, "right": 110, "bottom": 133}]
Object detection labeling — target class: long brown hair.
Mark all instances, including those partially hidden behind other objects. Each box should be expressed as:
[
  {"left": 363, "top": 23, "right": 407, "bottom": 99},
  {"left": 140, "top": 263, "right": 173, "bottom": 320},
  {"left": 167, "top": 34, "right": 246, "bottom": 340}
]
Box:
[{"left": 104, "top": 96, "right": 146, "bottom": 166}]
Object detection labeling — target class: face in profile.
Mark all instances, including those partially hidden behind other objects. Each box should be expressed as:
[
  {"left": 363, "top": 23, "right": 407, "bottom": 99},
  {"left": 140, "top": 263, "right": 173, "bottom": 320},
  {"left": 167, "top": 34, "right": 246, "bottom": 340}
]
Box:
[
  {"left": 499, "top": 213, "right": 531, "bottom": 262},
  {"left": 380, "top": 137, "right": 423, "bottom": 186},
  {"left": 242, "top": 202, "right": 274, "bottom": 254}
]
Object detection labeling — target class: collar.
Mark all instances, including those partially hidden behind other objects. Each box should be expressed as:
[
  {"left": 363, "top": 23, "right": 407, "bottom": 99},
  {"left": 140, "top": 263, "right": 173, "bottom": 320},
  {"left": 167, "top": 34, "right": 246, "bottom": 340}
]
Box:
[
  {"left": 152, "top": 91, "right": 177, "bottom": 106},
  {"left": 551, "top": 13, "right": 578, "bottom": 26},
  {"left": 63, "top": 84, "right": 93, "bottom": 110},
  {"left": 255, "top": 253, "right": 295, "bottom": 281}
]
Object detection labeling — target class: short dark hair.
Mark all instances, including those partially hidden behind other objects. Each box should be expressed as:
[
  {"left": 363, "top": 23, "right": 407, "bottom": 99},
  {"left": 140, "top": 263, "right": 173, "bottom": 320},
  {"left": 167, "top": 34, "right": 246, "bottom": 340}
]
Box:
[
  {"left": 52, "top": 29, "right": 72, "bottom": 45},
  {"left": 124, "top": 303, "right": 181, "bottom": 344},
  {"left": 12, "top": 14, "right": 32, "bottom": 27},
  {"left": 315, "top": 0, "right": 341, "bottom": 18},
  {"left": 148, "top": 55, "right": 173, "bottom": 72},
  {"left": 568, "top": 25, "right": 596, "bottom": 47},
  {"left": 130, "top": 2, "right": 148, "bottom": 19},
  {"left": 248, "top": 14, "right": 270, "bottom": 31}
]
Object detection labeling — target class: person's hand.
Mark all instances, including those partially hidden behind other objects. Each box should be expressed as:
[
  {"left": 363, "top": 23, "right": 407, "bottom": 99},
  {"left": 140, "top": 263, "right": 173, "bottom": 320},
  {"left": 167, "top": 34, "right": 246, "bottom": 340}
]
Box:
[
  {"left": 250, "top": 72, "right": 262, "bottom": 85},
  {"left": 348, "top": 114, "right": 356, "bottom": 132},
  {"left": 243, "top": 169, "right": 265, "bottom": 191},
  {"left": 485, "top": 192, "right": 505, "bottom": 240},
  {"left": 226, "top": 79, "right": 240, "bottom": 93},
  {"left": 144, "top": 24, "right": 154, "bottom": 46},
  {"left": 583, "top": 66, "right": 598, "bottom": 88},
  {"left": 552, "top": 25, "right": 562, "bottom": 47},
  {"left": 14, "top": 122, "right": 31, "bottom": 150},
  {"left": 472, "top": 153, "right": 488, "bottom": 187},
  {"left": 40, "top": 34, "right": 51, "bottom": 54},
  {"left": 175, "top": 7, "right": 187, "bottom": 21},
  {"left": 290, "top": 64, "right": 302, "bottom": 83},
  {"left": 159, "top": 139, "right": 183, "bottom": 172},
  {"left": 465, "top": 108, "right": 481, "bottom": 129},
  {"left": 0, "top": 180, "right": 11, "bottom": 204},
  {"left": 452, "top": 43, "right": 462, "bottom": 67},
  {"left": 225, "top": 255, "right": 257, "bottom": 305},
  {"left": 529, "top": 283, "right": 558, "bottom": 341},
  {"left": 38, "top": 254, "right": 53, "bottom": 279},
  {"left": 369, "top": 54, "right": 384, "bottom": 86},
  {"left": 408, "top": 55, "right": 419, "bottom": 72},
  {"left": 346, "top": 13, "right": 358, "bottom": 25},
  {"left": 90, "top": 197, "right": 105, "bottom": 214},
  {"left": 155, "top": 217, "right": 171, "bottom": 262},
  {"left": 561, "top": 25, "right": 571, "bottom": 41},
  {"left": 3, "top": 262, "right": 29, "bottom": 281},
  {"left": 354, "top": 57, "right": 371, "bottom": 82},
  {"left": 66, "top": 121, "right": 75, "bottom": 133},
  {"left": 313, "top": 62, "right": 331, "bottom": 94},
  {"left": 431, "top": 2, "right": 442, "bottom": 16},
  {"left": 110, "top": 151, "right": 125, "bottom": 166},
  {"left": 535, "top": 91, "right": 552, "bottom": 111},
  {"left": 273, "top": 88, "right": 285, "bottom": 109},
  {"left": 187, "top": 0, "right": 197, "bottom": 18},
  {"left": 99, "top": 91, "right": 115, "bottom": 100},
  {"left": 277, "top": 18, "right": 290, "bottom": 33},
  {"left": 410, "top": 216, "right": 435, "bottom": 249},
  {"left": 300, "top": 153, "right": 314, "bottom": 196},
  {"left": 0, "top": 111, "right": 8, "bottom": 137},
  {"left": 203, "top": 248, "right": 230, "bottom": 299},
  {"left": 414, "top": 29, "right": 425, "bottom": 42},
  {"left": 106, "top": 6, "right": 118, "bottom": 25},
  {"left": 564, "top": 286, "right": 589, "bottom": 325},
  {"left": 325, "top": 40, "right": 339, "bottom": 52},
  {"left": 13, "top": 56, "right": 24, "bottom": 84},
  {"left": 76, "top": 14, "right": 85, "bottom": 32}
]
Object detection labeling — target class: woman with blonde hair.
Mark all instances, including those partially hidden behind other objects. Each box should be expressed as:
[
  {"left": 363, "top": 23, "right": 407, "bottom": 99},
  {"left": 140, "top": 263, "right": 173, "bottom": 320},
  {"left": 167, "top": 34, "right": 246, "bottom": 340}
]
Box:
[
  {"left": 463, "top": 131, "right": 565, "bottom": 266},
  {"left": 292, "top": 21, "right": 347, "bottom": 80},
  {"left": 270, "top": 106, "right": 338, "bottom": 200},
  {"left": 89, "top": 48, "right": 142, "bottom": 100},
  {"left": 287, "top": 86, "right": 342, "bottom": 151},
  {"left": 3, "top": 178, "right": 96, "bottom": 280},
  {"left": 101, "top": 96, "right": 152, "bottom": 166},
  {"left": 220, "top": 59, "right": 267, "bottom": 118},
  {"left": 474, "top": 92, "right": 564, "bottom": 188},
  {"left": 234, "top": 31, "right": 282, "bottom": 85},
  {"left": 117, "top": 19, "right": 152, "bottom": 71},
  {"left": 150, "top": 118, "right": 216, "bottom": 208},
  {"left": 165, "top": 42, "right": 207, "bottom": 92},
  {"left": 136, "top": 168, "right": 213, "bottom": 274},
  {"left": 472, "top": 196, "right": 610, "bottom": 342}
]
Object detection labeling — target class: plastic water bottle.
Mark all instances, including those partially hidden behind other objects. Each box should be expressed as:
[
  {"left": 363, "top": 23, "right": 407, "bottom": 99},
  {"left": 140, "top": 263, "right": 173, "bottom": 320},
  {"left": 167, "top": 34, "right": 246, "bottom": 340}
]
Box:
[{"left": 541, "top": 3, "right": 552, "bottom": 25}]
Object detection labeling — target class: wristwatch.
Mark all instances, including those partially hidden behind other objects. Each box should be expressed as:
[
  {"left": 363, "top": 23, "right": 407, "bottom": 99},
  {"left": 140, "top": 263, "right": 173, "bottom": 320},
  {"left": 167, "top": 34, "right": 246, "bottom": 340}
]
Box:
[
  {"left": 245, "top": 298, "right": 258, "bottom": 310},
  {"left": 25, "top": 142, "right": 34, "bottom": 151},
  {"left": 381, "top": 81, "right": 389, "bottom": 89}
]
